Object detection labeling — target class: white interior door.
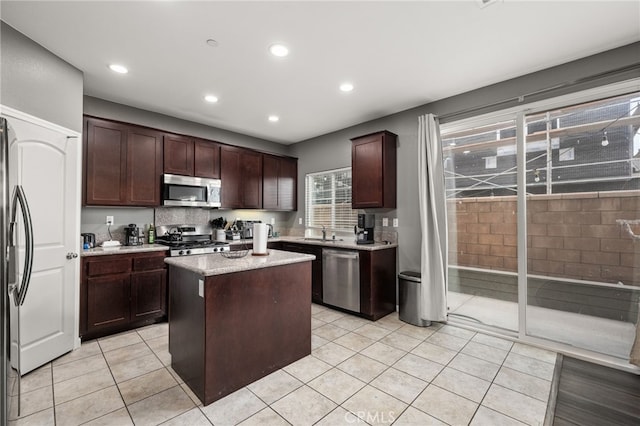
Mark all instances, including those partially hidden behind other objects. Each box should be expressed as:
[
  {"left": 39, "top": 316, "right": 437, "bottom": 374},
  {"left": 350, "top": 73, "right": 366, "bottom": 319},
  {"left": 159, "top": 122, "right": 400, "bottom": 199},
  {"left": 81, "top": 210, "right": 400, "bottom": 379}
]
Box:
[{"left": 3, "top": 107, "right": 81, "bottom": 374}]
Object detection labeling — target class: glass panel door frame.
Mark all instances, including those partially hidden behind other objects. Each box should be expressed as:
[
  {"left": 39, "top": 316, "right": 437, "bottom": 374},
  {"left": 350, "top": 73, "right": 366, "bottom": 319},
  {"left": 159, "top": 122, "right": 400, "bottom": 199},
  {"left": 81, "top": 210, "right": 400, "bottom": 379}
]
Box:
[{"left": 442, "top": 78, "right": 640, "bottom": 370}]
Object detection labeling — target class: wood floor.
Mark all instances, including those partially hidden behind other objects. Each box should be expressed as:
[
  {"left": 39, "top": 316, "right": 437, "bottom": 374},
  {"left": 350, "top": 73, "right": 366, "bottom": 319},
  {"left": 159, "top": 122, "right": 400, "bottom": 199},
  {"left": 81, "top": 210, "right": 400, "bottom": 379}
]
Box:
[{"left": 551, "top": 355, "right": 640, "bottom": 426}]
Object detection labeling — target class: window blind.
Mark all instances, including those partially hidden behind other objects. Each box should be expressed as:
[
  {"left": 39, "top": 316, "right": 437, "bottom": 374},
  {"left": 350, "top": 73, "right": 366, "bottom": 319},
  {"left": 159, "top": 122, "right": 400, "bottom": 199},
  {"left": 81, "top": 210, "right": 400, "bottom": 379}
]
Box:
[{"left": 305, "top": 167, "right": 358, "bottom": 230}]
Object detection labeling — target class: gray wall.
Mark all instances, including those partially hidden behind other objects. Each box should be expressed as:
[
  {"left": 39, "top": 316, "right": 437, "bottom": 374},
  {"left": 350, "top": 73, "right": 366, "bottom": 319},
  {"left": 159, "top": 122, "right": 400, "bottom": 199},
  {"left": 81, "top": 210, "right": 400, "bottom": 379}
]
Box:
[
  {"left": 0, "top": 21, "right": 83, "bottom": 132},
  {"left": 289, "top": 42, "right": 640, "bottom": 274}
]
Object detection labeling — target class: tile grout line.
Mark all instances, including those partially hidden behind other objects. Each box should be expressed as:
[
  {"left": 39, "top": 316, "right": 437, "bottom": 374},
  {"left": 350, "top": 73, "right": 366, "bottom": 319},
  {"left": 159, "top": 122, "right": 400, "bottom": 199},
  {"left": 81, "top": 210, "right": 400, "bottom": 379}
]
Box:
[
  {"left": 311, "top": 310, "right": 554, "bottom": 425},
  {"left": 313, "top": 316, "right": 430, "bottom": 425}
]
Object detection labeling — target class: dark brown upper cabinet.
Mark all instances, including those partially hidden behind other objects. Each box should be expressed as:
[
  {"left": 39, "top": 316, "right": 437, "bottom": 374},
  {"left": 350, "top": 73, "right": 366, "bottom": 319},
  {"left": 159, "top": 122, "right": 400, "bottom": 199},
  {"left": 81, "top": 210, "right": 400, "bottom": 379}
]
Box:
[
  {"left": 194, "top": 139, "right": 221, "bottom": 179},
  {"left": 351, "top": 130, "right": 397, "bottom": 209},
  {"left": 163, "top": 134, "right": 194, "bottom": 176},
  {"left": 84, "top": 117, "right": 163, "bottom": 207},
  {"left": 164, "top": 135, "right": 221, "bottom": 179},
  {"left": 220, "top": 146, "right": 263, "bottom": 209},
  {"left": 263, "top": 154, "right": 297, "bottom": 211}
]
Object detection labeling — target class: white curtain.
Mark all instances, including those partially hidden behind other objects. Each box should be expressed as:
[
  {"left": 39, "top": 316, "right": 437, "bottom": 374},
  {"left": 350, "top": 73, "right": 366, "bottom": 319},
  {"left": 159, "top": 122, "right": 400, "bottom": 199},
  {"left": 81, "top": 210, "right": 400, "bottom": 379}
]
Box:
[{"left": 418, "top": 114, "right": 448, "bottom": 322}]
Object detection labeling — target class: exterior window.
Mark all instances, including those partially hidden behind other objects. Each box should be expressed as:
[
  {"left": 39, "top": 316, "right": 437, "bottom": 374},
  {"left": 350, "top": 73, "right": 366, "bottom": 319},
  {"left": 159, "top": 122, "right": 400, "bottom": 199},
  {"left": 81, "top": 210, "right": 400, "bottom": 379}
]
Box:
[{"left": 305, "top": 168, "right": 358, "bottom": 230}]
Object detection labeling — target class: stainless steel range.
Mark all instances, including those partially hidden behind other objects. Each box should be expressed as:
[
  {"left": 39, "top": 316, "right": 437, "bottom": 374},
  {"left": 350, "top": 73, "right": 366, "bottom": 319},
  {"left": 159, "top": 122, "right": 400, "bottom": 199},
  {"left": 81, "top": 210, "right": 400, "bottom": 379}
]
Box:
[{"left": 156, "top": 224, "right": 230, "bottom": 256}]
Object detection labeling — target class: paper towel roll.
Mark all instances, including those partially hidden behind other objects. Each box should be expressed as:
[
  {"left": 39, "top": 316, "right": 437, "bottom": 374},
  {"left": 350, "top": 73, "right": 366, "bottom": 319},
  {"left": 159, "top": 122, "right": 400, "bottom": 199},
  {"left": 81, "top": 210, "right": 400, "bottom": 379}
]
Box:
[{"left": 252, "top": 223, "right": 269, "bottom": 254}]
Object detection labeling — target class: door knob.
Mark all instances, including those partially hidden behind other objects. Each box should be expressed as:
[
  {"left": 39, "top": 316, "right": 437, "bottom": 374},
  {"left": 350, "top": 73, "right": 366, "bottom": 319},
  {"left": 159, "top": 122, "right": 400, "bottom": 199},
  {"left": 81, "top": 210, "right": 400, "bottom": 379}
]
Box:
[{"left": 66, "top": 252, "right": 78, "bottom": 259}]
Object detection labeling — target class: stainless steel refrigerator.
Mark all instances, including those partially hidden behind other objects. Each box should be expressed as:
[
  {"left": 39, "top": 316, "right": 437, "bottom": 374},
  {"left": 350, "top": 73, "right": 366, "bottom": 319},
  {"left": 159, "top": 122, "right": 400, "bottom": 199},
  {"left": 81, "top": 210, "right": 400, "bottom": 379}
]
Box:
[{"left": 1, "top": 117, "right": 35, "bottom": 425}]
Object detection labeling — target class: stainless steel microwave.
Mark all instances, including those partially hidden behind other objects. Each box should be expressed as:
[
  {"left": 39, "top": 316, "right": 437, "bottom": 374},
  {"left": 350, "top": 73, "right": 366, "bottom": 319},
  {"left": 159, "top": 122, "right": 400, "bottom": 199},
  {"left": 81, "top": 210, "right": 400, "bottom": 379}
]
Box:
[{"left": 162, "top": 174, "right": 221, "bottom": 208}]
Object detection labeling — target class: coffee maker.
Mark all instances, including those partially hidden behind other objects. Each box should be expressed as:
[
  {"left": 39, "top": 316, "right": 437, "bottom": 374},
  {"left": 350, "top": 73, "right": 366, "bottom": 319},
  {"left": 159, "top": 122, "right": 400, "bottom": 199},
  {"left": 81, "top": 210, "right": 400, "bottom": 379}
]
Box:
[
  {"left": 125, "top": 224, "right": 140, "bottom": 246},
  {"left": 355, "top": 213, "right": 375, "bottom": 245}
]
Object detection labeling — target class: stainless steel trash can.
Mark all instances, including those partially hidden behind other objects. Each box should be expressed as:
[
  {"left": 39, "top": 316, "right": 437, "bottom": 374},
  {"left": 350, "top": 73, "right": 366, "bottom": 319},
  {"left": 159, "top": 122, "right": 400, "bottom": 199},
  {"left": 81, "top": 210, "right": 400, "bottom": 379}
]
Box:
[{"left": 398, "top": 271, "right": 431, "bottom": 327}]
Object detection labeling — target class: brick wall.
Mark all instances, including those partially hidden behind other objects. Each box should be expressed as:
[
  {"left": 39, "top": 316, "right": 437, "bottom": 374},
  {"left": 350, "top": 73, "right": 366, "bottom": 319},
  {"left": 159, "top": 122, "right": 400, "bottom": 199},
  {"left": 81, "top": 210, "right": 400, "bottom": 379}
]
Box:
[{"left": 448, "top": 191, "right": 640, "bottom": 286}]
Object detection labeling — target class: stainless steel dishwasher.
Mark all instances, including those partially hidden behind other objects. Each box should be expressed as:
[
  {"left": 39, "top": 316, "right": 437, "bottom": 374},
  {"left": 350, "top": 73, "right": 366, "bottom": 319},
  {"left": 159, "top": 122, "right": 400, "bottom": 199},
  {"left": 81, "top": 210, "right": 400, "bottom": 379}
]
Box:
[{"left": 322, "top": 249, "right": 360, "bottom": 312}]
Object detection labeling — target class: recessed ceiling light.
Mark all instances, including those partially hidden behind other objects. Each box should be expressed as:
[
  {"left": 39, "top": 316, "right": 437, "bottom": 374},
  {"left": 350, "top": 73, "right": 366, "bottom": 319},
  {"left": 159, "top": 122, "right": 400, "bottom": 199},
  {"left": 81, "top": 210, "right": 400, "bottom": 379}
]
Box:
[
  {"left": 109, "top": 64, "right": 128, "bottom": 74},
  {"left": 204, "top": 95, "right": 219, "bottom": 103},
  {"left": 269, "top": 44, "right": 289, "bottom": 57},
  {"left": 339, "top": 82, "right": 354, "bottom": 92},
  {"left": 268, "top": 115, "right": 279, "bottom": 123},
  {"left": 206, "top": 39, "right": 219, "bottom": 47}
]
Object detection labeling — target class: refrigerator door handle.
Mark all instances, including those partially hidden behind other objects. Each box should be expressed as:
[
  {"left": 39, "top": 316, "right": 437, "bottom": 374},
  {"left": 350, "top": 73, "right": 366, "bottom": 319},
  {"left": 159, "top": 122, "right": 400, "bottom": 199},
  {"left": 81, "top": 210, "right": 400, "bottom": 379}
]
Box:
[{"left": 9, "top": 185, "right": 34, "bottom": 307}]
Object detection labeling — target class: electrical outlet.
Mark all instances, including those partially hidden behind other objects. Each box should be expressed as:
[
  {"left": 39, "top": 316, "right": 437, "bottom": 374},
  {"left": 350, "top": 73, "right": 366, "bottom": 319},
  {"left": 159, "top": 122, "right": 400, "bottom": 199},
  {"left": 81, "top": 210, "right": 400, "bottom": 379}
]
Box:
[
  {"left": 271, "top": 217, "right": 275, "bottom": 225},
  {"left": 106, "top": 216, "right": 114, "bottom": 226},
  {"left": 392, "top": 218, "right": 399, "bottom": 227},
  {"left": 298, "top": 217, "right": 302, "bottom": 225},
  {"left": 382, "top": 217, "right": 389, "bottom": 227}
]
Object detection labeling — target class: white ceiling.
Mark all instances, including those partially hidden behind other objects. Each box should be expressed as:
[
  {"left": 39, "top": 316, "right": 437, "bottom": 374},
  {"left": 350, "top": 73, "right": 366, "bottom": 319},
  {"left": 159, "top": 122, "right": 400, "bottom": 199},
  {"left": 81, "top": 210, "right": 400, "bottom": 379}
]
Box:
[{"left": 2, "top": 1, "right": 639, "bottom": 144}]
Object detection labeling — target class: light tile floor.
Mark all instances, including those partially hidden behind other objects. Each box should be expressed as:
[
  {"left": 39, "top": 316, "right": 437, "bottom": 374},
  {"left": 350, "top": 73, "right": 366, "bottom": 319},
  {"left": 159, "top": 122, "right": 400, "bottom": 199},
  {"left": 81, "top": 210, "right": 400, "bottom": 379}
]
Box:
[{"left": 9, "top": 304, "right": 555, "bottom": 425}]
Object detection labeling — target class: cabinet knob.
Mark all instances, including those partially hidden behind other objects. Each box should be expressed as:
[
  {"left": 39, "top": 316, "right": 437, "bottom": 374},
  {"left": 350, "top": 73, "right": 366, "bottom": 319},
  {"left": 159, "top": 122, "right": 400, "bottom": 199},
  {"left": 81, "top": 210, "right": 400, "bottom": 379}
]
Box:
[{"left": 66, "top": 252, "right": 78, "bottom": 259}]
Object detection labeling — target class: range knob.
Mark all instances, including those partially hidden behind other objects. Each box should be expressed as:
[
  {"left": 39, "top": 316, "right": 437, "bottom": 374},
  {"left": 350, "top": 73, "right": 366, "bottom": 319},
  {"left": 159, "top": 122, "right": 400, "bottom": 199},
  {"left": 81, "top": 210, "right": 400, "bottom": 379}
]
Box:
[
  {"left": 186, "top": 249, "right": 191, "bottom": 255},
  {"left": 178, "top": 250, "right": 184, "bottom": 256}
]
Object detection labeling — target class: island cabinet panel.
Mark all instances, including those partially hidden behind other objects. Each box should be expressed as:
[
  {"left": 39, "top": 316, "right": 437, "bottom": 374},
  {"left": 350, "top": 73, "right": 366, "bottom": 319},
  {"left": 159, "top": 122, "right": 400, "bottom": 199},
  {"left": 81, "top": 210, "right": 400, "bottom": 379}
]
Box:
[
  {"left": 168, "top": 261, "right": 312, "bottom": 405},
  {"left": 263, "top": 155, "right": 297, "bottom": 211},
  {"left": 163, "top": 134, "right": 194, "bottom": 176},
  {"left": 84, "top": 116, "right": 163, "bottom": 207},
  {"left": 80, "top": 251, "right": 168, "bottom": 340},
  {"left": 193, "top": 139, "right": 221, "bottom": 178},
  {"left": 351, "top": 130, "right": 397, "bottom": 209},
  {"left": 220, "top": 146, "right": 263, "bottom": 208}
]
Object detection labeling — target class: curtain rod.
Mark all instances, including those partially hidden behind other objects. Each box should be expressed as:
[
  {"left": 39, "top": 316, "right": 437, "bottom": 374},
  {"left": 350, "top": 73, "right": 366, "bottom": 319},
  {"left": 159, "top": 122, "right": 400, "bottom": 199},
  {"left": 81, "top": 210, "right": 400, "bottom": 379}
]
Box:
[{"left": 437, "top": 63, "right": 640, "bottom": 123}]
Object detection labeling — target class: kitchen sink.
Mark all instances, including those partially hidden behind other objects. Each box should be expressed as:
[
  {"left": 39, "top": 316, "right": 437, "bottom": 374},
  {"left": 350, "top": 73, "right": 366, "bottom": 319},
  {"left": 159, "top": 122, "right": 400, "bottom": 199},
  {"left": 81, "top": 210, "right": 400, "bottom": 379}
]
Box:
[{"left": 300, "top": 237, "right": 344, "bottom": 242}]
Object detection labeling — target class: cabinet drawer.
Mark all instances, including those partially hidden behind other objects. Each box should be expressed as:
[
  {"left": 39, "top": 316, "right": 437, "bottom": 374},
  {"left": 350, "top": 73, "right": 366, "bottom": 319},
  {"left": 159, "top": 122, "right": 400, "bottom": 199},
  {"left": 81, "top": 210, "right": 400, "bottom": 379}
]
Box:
[
  {"left": 133, "top": 255, "right": 166, "bottom": 272},
  {"left": 87, "top": 258, "right": 131, "bottom": 277}
]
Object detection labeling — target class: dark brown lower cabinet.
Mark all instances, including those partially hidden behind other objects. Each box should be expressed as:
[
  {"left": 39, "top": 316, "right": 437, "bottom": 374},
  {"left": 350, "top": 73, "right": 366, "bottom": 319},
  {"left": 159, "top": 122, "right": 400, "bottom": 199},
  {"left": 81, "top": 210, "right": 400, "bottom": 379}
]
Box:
[
  {"left": 81, "top": 251, "right": 167, "bottom": 340},
  {"left": 86, "top": 273, "right": 130, "bottom": 332},
  {"left": 278, "top": 241, "right": 396, "bottom": 320},
  {"left": 131, "top": 269, "right": 167, "bottom": 321}
]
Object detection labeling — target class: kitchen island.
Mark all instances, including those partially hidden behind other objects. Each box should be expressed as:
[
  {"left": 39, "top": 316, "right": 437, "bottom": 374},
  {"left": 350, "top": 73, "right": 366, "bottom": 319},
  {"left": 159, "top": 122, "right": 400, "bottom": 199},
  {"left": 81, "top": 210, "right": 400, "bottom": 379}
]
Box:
[{"left": 165, "top": 249, "right": 315, "bottom": 405}]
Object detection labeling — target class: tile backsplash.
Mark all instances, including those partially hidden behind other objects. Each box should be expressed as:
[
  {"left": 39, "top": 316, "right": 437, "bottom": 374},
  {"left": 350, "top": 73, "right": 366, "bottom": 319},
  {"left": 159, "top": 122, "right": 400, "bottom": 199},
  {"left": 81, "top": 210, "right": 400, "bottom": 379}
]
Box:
[{"left": 154, "top": 207, "right": 210, "bottom": 227}]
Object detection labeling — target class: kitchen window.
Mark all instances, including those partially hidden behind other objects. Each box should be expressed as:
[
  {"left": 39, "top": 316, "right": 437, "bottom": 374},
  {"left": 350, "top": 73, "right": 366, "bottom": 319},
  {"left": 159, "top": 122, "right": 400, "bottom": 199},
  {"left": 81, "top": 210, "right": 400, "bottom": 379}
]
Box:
[{"left": 305, "top": 167, "right": 358, "bottom": 231}]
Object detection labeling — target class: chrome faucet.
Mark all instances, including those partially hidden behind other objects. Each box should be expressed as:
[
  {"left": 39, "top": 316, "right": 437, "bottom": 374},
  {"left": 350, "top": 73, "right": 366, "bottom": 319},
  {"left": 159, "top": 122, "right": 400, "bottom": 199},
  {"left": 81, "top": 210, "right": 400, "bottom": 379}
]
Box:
[{"left": 322, "top": 225, "right": 326, "bottom": 241}]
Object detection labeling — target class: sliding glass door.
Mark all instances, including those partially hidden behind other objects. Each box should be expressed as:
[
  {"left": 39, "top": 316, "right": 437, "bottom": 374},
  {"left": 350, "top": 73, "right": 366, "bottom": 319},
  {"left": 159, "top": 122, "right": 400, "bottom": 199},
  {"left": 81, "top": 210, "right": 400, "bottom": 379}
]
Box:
[
  {"left": 441, "top": 82, "right": 640, "bottom": 364},
  {"left": 441, "top": 116, "right": 519, "bottom": 333},
  {"left": 524, "top": 93, "right": 640, "bottom": 359}
]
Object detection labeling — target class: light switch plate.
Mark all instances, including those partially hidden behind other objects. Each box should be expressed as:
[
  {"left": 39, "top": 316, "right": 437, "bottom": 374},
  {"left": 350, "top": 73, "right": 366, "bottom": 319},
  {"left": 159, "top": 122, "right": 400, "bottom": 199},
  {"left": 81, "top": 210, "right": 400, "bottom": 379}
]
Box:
[
  {"left": 198, "top": 279, "right": 204, "bottom": 298},
  {"left": 393, "top": 218, "right": 399, "bottom": 227},
  {"left": 382, "top": 217, "right": 389, "bottom": 227},
  {"left": 271, "top": 217, "right": 275, "bottom": 225},
  {"left": 299, "top": 218, "right": 302, "bottom": 225}
]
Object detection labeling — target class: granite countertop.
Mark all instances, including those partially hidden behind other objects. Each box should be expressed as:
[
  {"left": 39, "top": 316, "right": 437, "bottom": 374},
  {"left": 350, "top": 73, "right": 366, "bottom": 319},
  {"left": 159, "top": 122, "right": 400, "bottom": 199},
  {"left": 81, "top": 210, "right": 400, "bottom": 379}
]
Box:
[
  {"left": 164, "top": 249, "right": 315, "bottom": 276},
  {"left": 228, "top": 236, "right": 397, "bottom": 251},
  {"left": 81, "top": 244, "right": 169, "bottom": 257}
]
